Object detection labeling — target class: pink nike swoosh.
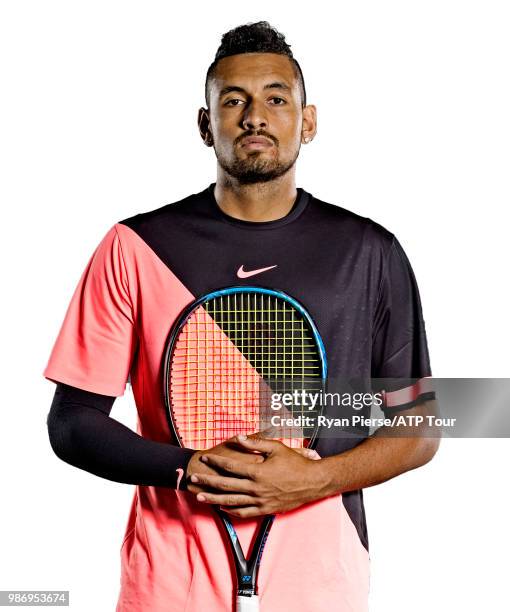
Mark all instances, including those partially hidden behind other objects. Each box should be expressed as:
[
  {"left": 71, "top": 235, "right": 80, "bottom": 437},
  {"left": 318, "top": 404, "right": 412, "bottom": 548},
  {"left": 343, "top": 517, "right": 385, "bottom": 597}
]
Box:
[{"left": 237, "top": 264, "right": 277, "bottom": 279}]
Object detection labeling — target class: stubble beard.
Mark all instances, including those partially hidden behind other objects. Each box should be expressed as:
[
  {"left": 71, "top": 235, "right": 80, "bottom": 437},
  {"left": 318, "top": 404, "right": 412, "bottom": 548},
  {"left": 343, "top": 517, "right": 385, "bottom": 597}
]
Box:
[{"left": 215, "top": 144, "right": 300, "bottom": 185}]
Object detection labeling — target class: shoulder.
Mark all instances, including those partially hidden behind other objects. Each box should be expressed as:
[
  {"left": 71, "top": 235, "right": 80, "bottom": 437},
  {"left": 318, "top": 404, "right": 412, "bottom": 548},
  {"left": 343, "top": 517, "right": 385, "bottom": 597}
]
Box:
[
  {"left": 307, "top": 191, "right": 396, "bottom": 256},
  {"left": 118, "top": 190, "right": 204, "bottom": 234},
  {"left": 111, "top": 188, "right": 213, "bottom": 258}
]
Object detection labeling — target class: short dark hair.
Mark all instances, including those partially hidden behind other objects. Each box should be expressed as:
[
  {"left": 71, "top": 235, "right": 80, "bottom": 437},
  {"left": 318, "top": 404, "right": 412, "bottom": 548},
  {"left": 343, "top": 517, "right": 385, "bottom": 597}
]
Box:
[{"left": 205, "top": 21, "right": 307, "bottom": 108}]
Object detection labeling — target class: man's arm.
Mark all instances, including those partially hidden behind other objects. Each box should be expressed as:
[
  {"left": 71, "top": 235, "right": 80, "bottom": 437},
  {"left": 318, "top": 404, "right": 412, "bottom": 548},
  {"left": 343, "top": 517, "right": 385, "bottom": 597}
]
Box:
[
  {"left": 47, "top": 383, "right": 195, "bottom": 488},
  {"left": 312, "top": 401, "right": 440, "bottom": 494},
  {"left": 187, "top": 401, "right": 440, "bottom": 518}
]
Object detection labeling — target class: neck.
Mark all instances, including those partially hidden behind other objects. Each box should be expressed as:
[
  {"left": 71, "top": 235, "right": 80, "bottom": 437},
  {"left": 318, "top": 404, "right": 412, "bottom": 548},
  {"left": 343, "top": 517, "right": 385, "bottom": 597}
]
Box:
[{"left": 214, "top": 171, "right": 297, "bottom": 222}]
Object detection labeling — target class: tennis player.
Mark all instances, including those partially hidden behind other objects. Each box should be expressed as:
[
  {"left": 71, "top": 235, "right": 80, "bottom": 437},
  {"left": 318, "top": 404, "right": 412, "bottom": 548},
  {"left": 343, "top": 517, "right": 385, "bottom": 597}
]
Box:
[{"left": 44, "top": 21, "right": 439, "bottom": 611}]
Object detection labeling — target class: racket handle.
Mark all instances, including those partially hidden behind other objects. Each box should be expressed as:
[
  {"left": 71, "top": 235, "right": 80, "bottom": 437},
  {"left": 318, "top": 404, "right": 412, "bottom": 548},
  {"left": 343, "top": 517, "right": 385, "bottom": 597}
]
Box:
[{"left": 236, "top": 594, "right": 260, "bottom": 612}]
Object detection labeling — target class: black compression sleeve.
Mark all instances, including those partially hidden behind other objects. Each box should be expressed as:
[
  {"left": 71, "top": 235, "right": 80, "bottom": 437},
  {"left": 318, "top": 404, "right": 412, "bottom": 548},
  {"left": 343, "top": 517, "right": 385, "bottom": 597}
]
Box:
[{"left": 47, "top": 383, "right": 194, "bottom": 489}]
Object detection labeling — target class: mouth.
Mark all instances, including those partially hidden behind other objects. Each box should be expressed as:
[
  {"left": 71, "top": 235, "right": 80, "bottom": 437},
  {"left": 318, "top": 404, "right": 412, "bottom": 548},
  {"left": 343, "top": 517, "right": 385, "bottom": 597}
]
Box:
[{"left": 240, "top": 136, "right": 274, "bottom": 150}]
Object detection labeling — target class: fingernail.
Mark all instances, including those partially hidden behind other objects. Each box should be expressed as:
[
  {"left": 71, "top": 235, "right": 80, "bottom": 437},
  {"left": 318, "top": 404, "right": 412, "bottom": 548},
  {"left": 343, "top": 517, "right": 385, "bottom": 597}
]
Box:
[
  {"left": 197, "top": 494, "right": 206, "bottom": 502},
  {"left": 238, "top": 435, "right": 247, "bottom": 441},
  {"left": 190, "top": 475, "right": 198, "bottom": 483},
  {"left": 201, "top": 455, "right": 209, "bottom": 463}
]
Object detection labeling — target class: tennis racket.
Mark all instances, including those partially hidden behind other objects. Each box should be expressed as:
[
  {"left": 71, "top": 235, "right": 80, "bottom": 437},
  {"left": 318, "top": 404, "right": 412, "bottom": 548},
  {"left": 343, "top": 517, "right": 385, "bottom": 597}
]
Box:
[{"left": 163, "top": 286, "right": 327, "bottom": 612}]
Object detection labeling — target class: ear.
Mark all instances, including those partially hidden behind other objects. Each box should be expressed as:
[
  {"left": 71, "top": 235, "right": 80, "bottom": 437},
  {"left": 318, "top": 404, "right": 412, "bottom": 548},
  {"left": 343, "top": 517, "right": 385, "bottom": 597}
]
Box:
[
  {"left": 301, "top": 104, "right": 317, "bottom": 144},
  {"left": 198, "top": 107, "right": 214, "bottom": 146}
]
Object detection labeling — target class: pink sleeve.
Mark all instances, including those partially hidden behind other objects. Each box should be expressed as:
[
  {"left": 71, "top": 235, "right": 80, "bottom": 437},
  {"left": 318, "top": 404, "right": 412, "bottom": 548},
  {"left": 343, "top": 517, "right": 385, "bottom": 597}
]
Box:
[{"left": 44, "top": 225, "right": 137, "bottom": 396}]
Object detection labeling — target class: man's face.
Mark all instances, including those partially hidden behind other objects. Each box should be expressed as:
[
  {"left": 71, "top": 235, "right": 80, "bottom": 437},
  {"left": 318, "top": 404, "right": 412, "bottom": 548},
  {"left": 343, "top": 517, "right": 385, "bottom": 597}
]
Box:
[{"left": 205, "top": 53, "right": 306, "bottom": 184}]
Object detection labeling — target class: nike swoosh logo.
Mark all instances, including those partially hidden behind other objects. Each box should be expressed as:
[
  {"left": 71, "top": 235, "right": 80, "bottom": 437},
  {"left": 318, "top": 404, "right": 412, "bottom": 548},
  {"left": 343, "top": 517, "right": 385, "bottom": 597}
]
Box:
[{"left": 237, "top": 264, "right": 277, "bottom": 279}]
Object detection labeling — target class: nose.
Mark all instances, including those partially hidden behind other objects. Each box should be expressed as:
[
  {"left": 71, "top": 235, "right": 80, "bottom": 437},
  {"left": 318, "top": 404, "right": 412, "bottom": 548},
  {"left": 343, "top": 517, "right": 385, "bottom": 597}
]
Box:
[{"left": 241, "top": 99, "right": 267, "bottom": 131}]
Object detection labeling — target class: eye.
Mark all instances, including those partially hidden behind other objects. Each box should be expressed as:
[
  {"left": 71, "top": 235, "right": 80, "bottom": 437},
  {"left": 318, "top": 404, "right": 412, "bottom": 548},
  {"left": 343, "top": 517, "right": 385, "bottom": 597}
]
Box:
[
  {"left": 270, "top": 97, "right": 286, "bottom": 105},
  {"left": 225, "top": 98, "right": 244, "bottom": 106}
]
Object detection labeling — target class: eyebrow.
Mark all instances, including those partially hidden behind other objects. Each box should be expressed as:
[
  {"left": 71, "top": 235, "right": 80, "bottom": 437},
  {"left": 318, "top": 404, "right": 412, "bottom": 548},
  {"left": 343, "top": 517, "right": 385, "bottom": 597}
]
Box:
[{"left": 218, "top": 82, "right": 292, "bottom": 98}]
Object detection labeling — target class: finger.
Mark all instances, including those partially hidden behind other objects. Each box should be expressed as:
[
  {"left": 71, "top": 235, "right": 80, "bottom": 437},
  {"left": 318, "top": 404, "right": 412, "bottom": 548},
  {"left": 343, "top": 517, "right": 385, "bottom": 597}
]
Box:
[
  {"left": 235, "top": 435, "right": 281, "bottom": 455},
  {"left": 252, "top": 428, "right": 278, "bottom": 440},
  {"left": 220, "top": 506, "right": 265, "bottom": 518},
  {"left": 201, "top": 454, "right": 257, "bottom": 477},
  {"left": 190, "top": 473, "right": 254, "bottom": 493},
  {"left": 196, "top": 492, "right": 257, "bottom": 506},
  {"left": 186, "top": 480, "right": 211, "bottom": 494},
  {"left": 294, "top": 447, "right": 321, "bottom": 460},
  {"left": 221, "top": 436, "right": 265, "bottom": 460}
]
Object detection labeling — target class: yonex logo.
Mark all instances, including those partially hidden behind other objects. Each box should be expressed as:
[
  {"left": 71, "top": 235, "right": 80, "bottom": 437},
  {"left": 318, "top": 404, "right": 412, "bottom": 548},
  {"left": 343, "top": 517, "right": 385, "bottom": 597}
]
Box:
[{"left": 237, "top": 265, "right": 277, "bottom": 279}]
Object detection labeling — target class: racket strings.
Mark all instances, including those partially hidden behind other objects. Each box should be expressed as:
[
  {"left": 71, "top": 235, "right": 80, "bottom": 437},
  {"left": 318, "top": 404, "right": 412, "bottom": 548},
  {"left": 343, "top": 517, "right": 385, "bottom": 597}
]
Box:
[{"left": 169, "top": 292, "right": 323, "bottom": 450}]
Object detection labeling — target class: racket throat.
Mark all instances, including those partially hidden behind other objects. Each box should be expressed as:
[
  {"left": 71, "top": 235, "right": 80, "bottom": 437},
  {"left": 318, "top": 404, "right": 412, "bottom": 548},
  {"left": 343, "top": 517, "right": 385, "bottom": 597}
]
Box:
[{"left": 233, "top": 515, "right": 274, "bottom": 598}]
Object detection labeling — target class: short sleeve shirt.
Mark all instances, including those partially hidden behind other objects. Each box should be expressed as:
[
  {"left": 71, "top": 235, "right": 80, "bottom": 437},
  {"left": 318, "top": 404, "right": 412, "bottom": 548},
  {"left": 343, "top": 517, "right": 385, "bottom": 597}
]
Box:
[{"left": 44, "top": 184, "right": 433, "bottom": 612}]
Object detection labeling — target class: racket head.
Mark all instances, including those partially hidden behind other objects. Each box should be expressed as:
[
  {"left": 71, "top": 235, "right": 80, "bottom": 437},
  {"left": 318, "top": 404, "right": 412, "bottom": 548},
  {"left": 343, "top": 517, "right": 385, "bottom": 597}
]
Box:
[{"left": 163, "top": 286, "right": 327, "bottom": 451}]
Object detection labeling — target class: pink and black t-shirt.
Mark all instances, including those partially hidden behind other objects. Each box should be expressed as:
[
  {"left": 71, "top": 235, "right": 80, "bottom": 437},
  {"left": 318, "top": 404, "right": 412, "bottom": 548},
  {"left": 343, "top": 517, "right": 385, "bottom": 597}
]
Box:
[{"left": 44, "top": 183, "right": 433, "bottom": 611}]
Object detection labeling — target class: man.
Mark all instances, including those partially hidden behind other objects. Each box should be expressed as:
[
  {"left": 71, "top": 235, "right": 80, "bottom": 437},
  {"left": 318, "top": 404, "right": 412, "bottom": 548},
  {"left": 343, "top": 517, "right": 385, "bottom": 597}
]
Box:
[{"left": 45, "top": 21, "right": 438, "bottom": 611}]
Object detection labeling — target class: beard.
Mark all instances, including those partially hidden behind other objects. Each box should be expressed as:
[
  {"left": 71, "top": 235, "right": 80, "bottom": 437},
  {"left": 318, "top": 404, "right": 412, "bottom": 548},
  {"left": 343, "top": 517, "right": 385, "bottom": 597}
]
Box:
[{"left": 215, "top": 144, "right": 300, "bottom": 185}]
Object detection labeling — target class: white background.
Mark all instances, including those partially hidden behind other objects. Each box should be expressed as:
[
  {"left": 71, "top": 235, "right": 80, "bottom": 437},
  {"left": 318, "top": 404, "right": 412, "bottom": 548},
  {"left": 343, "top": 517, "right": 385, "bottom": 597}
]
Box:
[{"left": 1, "top": 1, "right": 509, "bottom": 611}]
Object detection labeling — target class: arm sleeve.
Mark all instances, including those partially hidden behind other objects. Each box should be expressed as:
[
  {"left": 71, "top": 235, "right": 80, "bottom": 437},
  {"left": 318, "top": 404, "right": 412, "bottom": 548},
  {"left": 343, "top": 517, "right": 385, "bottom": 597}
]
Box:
[
  {"left": 43, "top": 225, "right": 136, "bottom": 397},
  {"left": 47, "top": 383, "right": 195, "bottom": 489},
  {"left": 371, "top": 236, "right": 435, "bottom": 414}
]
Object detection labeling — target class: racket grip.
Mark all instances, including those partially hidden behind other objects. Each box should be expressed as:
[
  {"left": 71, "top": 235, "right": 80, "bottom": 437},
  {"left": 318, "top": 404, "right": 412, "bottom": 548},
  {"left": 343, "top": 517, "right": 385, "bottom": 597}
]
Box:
[{"left": 236, "top": 594, "right": 260, "bottom": 612}]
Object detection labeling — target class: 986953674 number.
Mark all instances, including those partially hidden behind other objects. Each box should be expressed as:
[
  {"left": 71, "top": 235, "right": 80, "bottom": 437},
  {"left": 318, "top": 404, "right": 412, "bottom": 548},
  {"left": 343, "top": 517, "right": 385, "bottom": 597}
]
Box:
[{"left": 0, "top": 591, "right": 69, "bottom": 606}]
